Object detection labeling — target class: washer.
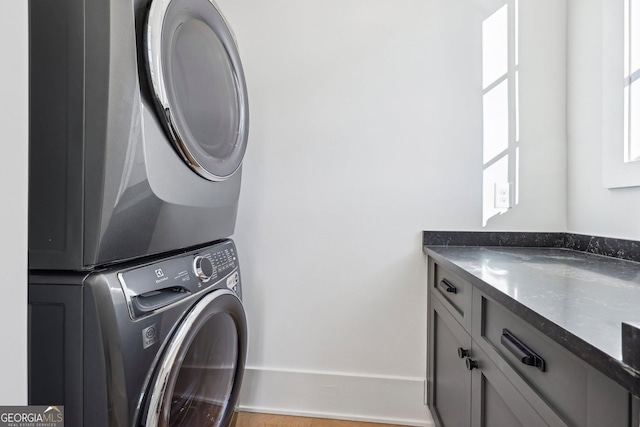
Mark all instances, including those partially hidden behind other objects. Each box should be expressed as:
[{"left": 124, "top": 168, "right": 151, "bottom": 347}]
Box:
[
  {"left": 29, "top": 239, "right": 247, "bottom": 427},
  {"left": 28, "top": 0, "right": 249, "bottom": 270}
]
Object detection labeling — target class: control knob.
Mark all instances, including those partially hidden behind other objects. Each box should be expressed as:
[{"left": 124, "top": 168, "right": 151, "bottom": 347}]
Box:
[{"left": 193, "top": 256, "right": 214, "bottom": 282}]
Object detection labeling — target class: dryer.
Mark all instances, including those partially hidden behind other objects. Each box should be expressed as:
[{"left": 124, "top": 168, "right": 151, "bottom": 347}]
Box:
[
  {"left": 29, "top": 239, "right": 248, "bottom": 427},
  {"left": 29, "top": 0, "right": 249, "bottom": 270}
]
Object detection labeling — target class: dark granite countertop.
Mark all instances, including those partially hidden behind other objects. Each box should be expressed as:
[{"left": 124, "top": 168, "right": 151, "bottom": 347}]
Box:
[{"left": 424, "top": 244, "right": 640, "bottom": 397}]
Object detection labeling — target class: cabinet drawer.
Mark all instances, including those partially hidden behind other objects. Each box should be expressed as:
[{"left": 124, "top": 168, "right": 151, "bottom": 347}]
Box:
[
  {"left": 474, "top": 291, "right": 631, "bottom": 427},
  {"left": 431, "top": 259, "right": 472, "bottom": 331}
]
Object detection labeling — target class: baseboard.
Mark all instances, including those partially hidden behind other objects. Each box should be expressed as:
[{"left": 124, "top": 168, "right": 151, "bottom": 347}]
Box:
[{"left": 237, "top": 366, "right": 434, "bottom": 427}]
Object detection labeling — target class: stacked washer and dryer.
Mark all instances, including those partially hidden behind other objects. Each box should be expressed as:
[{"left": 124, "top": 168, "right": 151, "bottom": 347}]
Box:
[{"left": 28, "top": 0, "right": 249, "bottom": 426}]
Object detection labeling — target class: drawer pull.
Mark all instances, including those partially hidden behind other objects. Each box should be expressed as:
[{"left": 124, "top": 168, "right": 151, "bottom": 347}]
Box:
[
  {"left": 501, "top": 329, "right": 546, "bottom": 372},
  {"left": 457, "top": 347, "right": 470, "bottom": 358},
  {"left": 441, "top": 278, "right": 457, "bottom": 294}
]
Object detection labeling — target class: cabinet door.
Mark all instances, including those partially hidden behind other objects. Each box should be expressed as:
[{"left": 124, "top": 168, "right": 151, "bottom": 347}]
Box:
[
  {"left": 469, "top": 343, "right": 566, "bottom": 427},
  {"left": 429, "top": 296, "right": 472, "bottom": 427}
]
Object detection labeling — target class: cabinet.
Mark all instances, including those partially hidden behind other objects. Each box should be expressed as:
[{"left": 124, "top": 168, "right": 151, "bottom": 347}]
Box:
[
  {"left": 429, "top": 296, "right": 471, "bottom": 427},
  {"left": 428, "top": 275, "right": 558, "bottom": 426},
  {"left": 427, "top": 257, "right": 635, "bottom": 427}
]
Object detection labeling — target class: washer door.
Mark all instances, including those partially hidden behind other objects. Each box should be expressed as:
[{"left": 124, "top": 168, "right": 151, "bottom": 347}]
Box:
[
  {"left": 145, "top": 0, "right": 249, "bottom": 181},
  {"left": 144, "top": 290, "right": 247, "bottom": 427}
]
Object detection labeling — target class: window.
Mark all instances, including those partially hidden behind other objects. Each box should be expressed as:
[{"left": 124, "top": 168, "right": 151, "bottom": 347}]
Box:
[
  {"left": 602, "top": 0, "right": 640, "bottom": 188},
  {"left": 482, "top": 0, "right": 520, "bottom": 225},
  {"left": 624, "top": 0, "right": 640, "bottom": 162}
]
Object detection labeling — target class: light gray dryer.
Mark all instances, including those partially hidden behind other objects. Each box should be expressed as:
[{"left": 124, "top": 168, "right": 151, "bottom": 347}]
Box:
[
  {"left": 29, "top": 0, "right": 249, "bottom": 270},
  {"left": 29, "top": 239, "right": 248, "bottom": 427}
]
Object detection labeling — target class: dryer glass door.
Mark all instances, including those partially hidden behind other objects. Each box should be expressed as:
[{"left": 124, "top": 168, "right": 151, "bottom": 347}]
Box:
[
  {"left": 145, "top": 290, "right": 247, "bottom": 427},
  {"left": 145, "top": 0, "right": 249, "bottom": 181}
]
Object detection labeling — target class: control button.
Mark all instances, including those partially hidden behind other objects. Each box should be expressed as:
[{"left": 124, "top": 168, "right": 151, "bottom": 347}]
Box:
[{"left": 193, "top": 256, "right": 214, "bottom": 282}]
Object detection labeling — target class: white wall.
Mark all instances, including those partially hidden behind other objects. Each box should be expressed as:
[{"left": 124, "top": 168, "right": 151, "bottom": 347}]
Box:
[
  {"left": 0, "top": 0, "right": 29, "bottom": 405},
  {"left": 566, "top": 0, "right": 640, "bottom": 240},
  {"left": 219, "top": 0, "right": 566, "bottom": 425}
]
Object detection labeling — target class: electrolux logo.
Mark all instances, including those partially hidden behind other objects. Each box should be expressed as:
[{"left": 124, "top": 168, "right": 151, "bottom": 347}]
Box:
[
  {"left": 154, "top": 268, "right": 168, "bottom": 284},
  {"left": 0, "top": 406, "right": 64, "bottom": 427}
]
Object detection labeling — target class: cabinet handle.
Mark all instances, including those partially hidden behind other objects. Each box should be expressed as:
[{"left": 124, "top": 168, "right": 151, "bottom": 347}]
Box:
[
  {"left": 457, "top": 347, "right": 470, "bottom": 358},
  {"left": 440, "top": 278, "right": 457, "bottom": 294},
  {"left": 501, "top": 329, "right": 546, "bottom": 372},
  {"left": 465, "top": 358, "right": 478, "bottom": 371}
]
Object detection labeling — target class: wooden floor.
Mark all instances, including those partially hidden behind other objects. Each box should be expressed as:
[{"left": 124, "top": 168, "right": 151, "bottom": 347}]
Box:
[{"left": 230, "top": 412, "right": 409, "bottom": 427}]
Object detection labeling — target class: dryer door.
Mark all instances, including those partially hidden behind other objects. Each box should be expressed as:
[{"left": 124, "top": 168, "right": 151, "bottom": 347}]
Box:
[
  {"left": 144, "top": 289, "right": 247, "bottom": 427},
  {"left": 145, "top": 0, "right": 249, "bottom": 181}
]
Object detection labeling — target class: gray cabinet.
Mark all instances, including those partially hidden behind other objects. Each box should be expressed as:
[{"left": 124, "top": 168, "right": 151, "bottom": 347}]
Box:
[
  {"left": 473, "top": 290, "right": 631, "bottom": 427},
  {"left": 429, "top": 296, "right": 471, "bottom": 427},
  {"left": 429, "top": 295, "right": 549, "bottom": 427},
  {"left": 427, "top": 257, "right": 636, "bottom": 427}
]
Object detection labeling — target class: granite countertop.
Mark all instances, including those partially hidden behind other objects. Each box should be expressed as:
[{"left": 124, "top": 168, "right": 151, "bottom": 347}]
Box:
[{"left": 424, "top": 241, "right": 640, "bottom": 397}]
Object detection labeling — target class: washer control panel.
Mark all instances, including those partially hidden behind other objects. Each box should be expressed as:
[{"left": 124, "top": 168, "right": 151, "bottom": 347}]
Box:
[{"left": 118, "top": 240, "right": 240, "bottom": 319}]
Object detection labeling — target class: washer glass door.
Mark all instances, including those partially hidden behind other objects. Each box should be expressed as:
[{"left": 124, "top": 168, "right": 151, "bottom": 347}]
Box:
[
  {"left": 145, "top": 290, "right": 247, "bottom": 427},
  {"left": 145, "top": 0, "right": 249, "bottom": 181}
]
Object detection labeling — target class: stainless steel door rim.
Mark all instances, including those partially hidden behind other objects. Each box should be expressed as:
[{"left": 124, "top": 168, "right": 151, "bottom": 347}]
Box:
[
  {"left": 145, "top": 0, "right": 249, "bottom": 181},
  {"left": 144, "top": 289, "right": 247, "bottom": 427}
]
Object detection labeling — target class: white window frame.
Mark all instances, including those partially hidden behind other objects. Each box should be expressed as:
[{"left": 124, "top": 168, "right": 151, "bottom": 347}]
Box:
[
  {"left": 602, "top": 0, "right": 640, "bottom": 188},
  {"left": 624, "top": 0, "right": 640, "bottom": 162}
]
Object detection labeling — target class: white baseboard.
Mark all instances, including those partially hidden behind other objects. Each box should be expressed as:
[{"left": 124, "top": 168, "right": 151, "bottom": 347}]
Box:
[{"left": 237, "top": 366, "right": 434, "bottom": 427}]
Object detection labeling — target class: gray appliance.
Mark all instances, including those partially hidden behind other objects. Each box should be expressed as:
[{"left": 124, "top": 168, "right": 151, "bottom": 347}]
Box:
[
  {"left": 29, "top": 0, "right": 249, "bottom": 270},
  {"left": 29, "top": 239, "right": 248, "bottom": 427}
]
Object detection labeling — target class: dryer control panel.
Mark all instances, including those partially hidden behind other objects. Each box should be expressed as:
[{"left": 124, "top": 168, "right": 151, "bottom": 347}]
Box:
[{"left": 118, "top": 240, "right": 240, "bottom": 319}]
